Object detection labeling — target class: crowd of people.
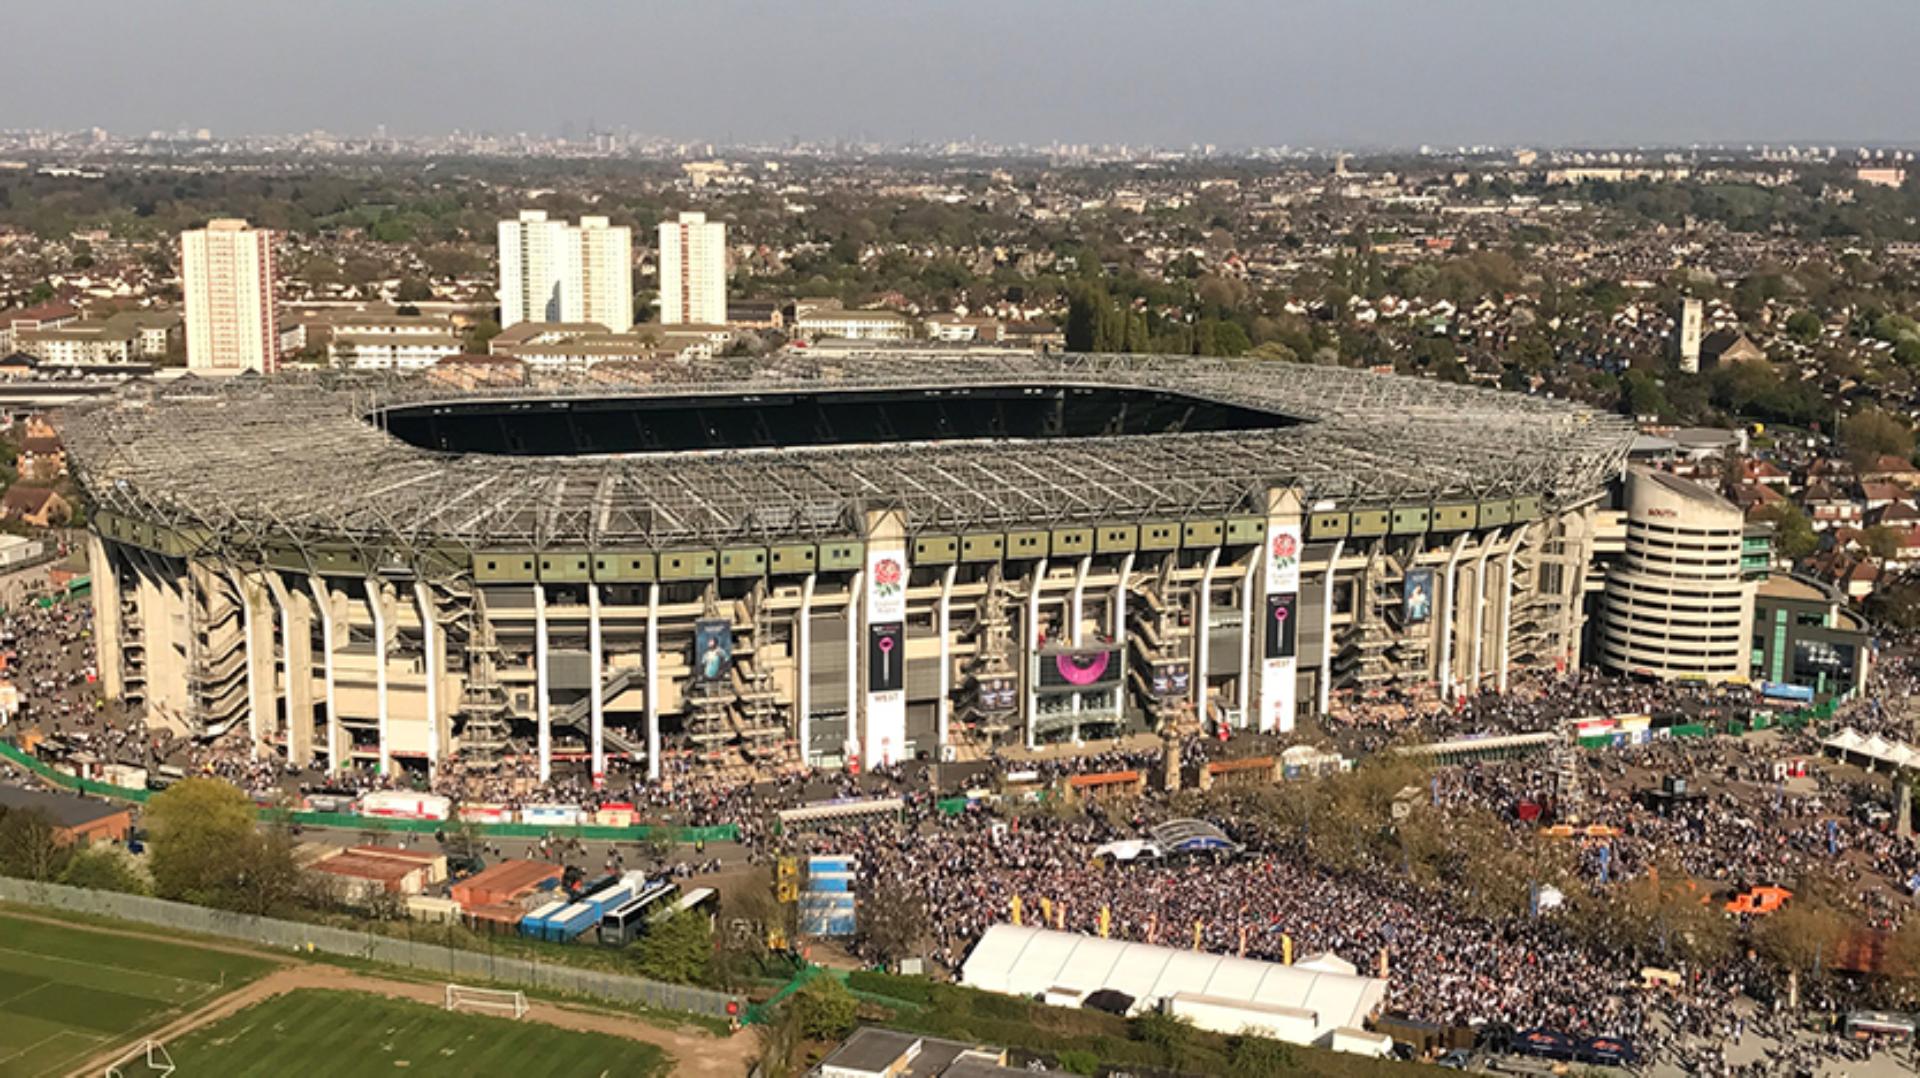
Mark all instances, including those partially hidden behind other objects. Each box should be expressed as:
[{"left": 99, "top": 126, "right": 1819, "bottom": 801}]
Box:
[{"left": 12, "top": 589, "right": 1920, "bottom": 1071}]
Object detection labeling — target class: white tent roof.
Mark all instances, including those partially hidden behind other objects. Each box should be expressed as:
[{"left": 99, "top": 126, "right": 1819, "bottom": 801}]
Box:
[
  {"left": 1825, "top": 727, "right": 1920, "bottom": 771},
  {"left": 960, "top": 923, "right": 1387, "bottom": 1040}
]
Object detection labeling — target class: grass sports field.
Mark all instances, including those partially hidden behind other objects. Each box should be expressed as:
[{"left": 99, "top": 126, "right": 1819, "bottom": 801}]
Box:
[
  {"left": 0, "top": 912, "right": 275, "bottom": 1078},
  {"left": 163, "top": 989, "right": 672, "bottom": 1077}
]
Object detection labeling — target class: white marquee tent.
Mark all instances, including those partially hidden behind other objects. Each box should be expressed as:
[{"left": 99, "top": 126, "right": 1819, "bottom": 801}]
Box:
[{"left": 959, "top": 923, "right": 1387, "bottom": 1045}]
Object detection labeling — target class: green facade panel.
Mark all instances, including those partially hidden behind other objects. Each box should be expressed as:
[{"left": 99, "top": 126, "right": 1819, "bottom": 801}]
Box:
[
  {"left": 538, "top": 552, "right": 592, "bottom": 582},
  {"left": 1183, "top": 520, "right": 1225, "bottom": 547},
  {"left": 1390, "top": 508, "right": 1430, "bottom": 535},
  {"left": 1225, "top": 517, "right": 1266, "bottom": 545},
  {"left": 960, "top": 534, "right": 1004, "bottom": 562},
  {"left": 818, "top": 541, "right": 865, "bottom": 572},
  {"left": 1350, "top": 510, "right": 1390, "bottom": 538},
  {"left": 1431, "top": 503, "right": 1476, "bottom": 532},
  {"left": 592, "top": 552, "right": 657, "bottom": 582},
  {"left": 659, "top": 549, "right": 717, "bottom": 580},
  {"left": 1050, "top": 528, "right": 1093, "bottom": 557},
  {"left": 1512, "top": 495, "right": 1542, "bottom": 522},
  {"left": 1140, "top": 522, "right": 1181, "bottom": 551},
  {"left": 720, "top": 547, "right": 768, "bottom": 578},
  {"left": 770, "top": 544, "right": 817, "bottom": 574},
  {"left": 1308, "top": 512, "right": 1350, "bottom": 540},
  {"left": 1096, "top": 525, "right": 1139, "bottom": 554},
  {"left": 1479, "top": 499, "right": 1513, "bottom": 528},
  {"left": 1008, "top": 530, "right": 1049, "bottom": 558},
  {"left": 913, "top": 536, "right": 958, "bottom": 564},
  {"left": 475, "top": 552, "right": 537, "bottom": 583}
]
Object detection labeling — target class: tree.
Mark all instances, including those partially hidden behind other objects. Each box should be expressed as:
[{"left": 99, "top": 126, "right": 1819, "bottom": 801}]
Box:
[
  {"left": 856, "top": 875, "right": 929, "bottom": 969},
  {"left": 0, "top": 808, "right": 68, "bottom": 881},
  {"left": 633, "top": 908, "right": 714, "bottom": 986},
  {"left": 59, "top": 845, "right": 147, "bottom": 894},
  {"left": 1754, "top": 888, "right": 1850, "bottom": 979},
  {"left": 1226, "top": 1033, "right": 1297, "bottom": 1077},
  {"left": 395, "top": 277, "right": 433, "bottom": 303},
  {"left": 461, "top": 319, "right": 501, "bottom": 354},
  {"left": 147, "top": 778, "right": 299, "bottom": 913},
  {"left": 1131, "top": 1009, "right": 1195, "bottom": 1068},
  {"left": 1785, "top": 310, "right": 1823, "bottom": 342},
  {"left": 1862, "top": 525, "right": 1903, "bottom": 561},
  {"left": 790, "top": 977, "right": 856, "bottom": 1040},
  {"left": 1841, "top": 406, "right": 1914, "bottom": 471},
  {"left": 1750, "top": 501, "right": 1817, "bottom": 562}
]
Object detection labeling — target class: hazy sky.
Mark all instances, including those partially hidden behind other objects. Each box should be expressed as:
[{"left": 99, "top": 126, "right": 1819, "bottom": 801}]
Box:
[{"left": 7, "top": 1, "right": 1916, "bottom": 147}]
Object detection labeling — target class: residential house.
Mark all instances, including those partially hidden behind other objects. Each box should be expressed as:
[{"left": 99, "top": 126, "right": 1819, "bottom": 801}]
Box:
[
  {"left": 0, "top": 785, "right": 133, "bottom": 845},
  {"left": 1803, "top": 482, "right": 1863, "bottom": 531},
  {"left": 1, "top": 486, "right": 71, "bottom": 527},
  {"left": 1700, "top": 330, "right": 1767, "bottom": 368},
  {"left": 0, "top": 302, "right": 80, "bottom": 354}
]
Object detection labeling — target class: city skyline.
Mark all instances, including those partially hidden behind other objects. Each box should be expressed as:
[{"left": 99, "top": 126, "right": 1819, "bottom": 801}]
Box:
[{"left": 3, "top": 1, "right": 1917, "bottom": 149}]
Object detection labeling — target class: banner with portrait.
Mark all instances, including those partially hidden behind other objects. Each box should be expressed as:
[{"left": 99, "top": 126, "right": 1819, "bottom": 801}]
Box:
[{"left": 1402, "top": 568, "right": 1435, "bottom": 626}]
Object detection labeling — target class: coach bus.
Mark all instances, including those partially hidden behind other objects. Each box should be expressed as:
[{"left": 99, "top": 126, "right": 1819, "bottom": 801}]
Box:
[
  {"left": 664, "top": 887, "right": 719, "bottom": 932},
  {"left": 598, "top": 881, "right": 681, "bottom": 947}
]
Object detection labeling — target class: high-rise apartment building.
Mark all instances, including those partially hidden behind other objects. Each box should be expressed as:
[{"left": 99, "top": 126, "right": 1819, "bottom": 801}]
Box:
[
  {"left": 497, "top": 211, "right": 634, "bottom": 330},
  {"left": 182, "top": 219, "right": 278, "bottom": 372},
  {"left": 657, "top": 212, "right": 726, "bottom": 325},
  {"left": 1675, "top": 297, "right": 1703, "bottom": 374}
]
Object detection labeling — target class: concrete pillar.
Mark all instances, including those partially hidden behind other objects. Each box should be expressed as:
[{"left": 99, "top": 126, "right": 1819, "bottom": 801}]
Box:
[
  {"left": 587, "top": 582, "right": 604, "bottom": 785},
  {"left": 1194, "top": 547, "right": 1220, "bottom": 725},
  {"left": 845, "top": 574, "right": 861, "bottom": 762},
  {"left": 645, "top": 582, "right": 661, "bottom": 781},
  {"left": 88, "top": 534, "right": 122, "bottom": 700},
  {"left": 1318, "top": 538, "right": 1345, "bottom": 717},
  {"left": 266, "top": 574, "right": 314, "bottom": 768},
  {"left": 135, "top": 553, "right": 188, "bottom": 725},
  {"left": 1497, "top": 527, "right": 1531, "bottom": 695},
  {"left": 1113, "top": 553, "right": 1134, "bottom": 640},
  {"left": 1236, "top": 558, "right": 1255, "bottom": 723},
  {"left": 308, "top": 576, "right": 342, "bottom": 772},
  {"left": 532, "top": 583, "right": 550, "bottom": 784},
  {"left": 1437, "top": 533, "right": 1471, "bottom": 702},
  {"left": 1070, "top": 556, "right": 1090, "bottom": 720},
  {"left": 366, "top": 577, "right": 391, "bottom": 775},
  {"left": 1467, "top": 529, "right": 1502, "bottom": 696},
  {"left": 230, "top": 569, "right": 274, "bottom": 760},
  {"left": 1023, "top": 558, "right": 1049, "bottom": 750},
  {"left": 412, "top": 581, "right": 441, "bottom": 773},
  {"left": 797, "top": 573, "right": 815, "bottom": 766},
  {"left": 935, "top": 565, "right": 956, "bottom": 752}
]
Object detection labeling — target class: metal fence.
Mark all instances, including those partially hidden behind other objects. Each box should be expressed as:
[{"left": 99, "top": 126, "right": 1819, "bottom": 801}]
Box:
[{"left": 0, "top": 878, "right": 741, "bottom": 1019}]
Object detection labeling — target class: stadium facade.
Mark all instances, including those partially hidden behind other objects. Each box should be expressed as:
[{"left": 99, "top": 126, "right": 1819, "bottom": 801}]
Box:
[{"left": 64, "top": 353, "right": 1634, "bottom": 782}]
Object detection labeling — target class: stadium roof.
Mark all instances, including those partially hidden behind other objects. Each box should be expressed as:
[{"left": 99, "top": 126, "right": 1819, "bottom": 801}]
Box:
[
  {"left": 959, "top": 923, "right": 1386, "bottom": 1039},
  {"left": 63, "top": 352, "right": 1633, "bottom": 560}
]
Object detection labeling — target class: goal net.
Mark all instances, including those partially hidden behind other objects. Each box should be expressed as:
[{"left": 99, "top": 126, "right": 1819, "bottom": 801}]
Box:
[
  {"left": 444, "top": 984, "right": 529, "bottom": 1019},
  {"left": 104, "top": 1040, "right": 175, "bottom": 1078}
]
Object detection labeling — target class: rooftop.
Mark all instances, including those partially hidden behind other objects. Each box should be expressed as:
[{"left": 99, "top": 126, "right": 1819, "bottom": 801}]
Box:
[
  {"left": 0, "top": 784, "right": 128, "bottom": 829},
  {"left": 64, "top": 352, "right": 1634, "bottom": 554}
]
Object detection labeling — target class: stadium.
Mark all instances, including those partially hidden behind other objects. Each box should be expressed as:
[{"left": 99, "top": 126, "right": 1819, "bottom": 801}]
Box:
[{"left": 63, "top": 352, "right": 1635, "bottom": 782}]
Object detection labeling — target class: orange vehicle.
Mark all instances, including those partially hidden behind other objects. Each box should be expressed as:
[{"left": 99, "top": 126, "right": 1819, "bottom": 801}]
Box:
[{"left": 1725, "top": 885, "right": 1793, "bottom": 915}]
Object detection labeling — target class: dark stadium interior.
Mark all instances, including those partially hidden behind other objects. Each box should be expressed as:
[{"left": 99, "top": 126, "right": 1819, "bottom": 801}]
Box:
[{"left": 374, "top": 385, "right": 1303, "bottom": 456}]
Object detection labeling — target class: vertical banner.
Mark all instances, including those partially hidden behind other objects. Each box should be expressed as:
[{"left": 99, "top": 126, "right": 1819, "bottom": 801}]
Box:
[
  {"left": 1260, "top": 522, "right": 1302, "bottom": 733},
  {"left": 864, "top": 545, "right": 908, "bottom": 766}
]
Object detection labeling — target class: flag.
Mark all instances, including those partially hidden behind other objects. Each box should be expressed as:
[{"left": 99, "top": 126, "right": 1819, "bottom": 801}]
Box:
[
  {"left": 1379, "top": 947, "right": 1390, "bottom": 978},
  {"left": 1283, "top": 933, "right": 1293, "bottom": 965},
  {"left": 1193, "top": 920, "right": 1204, "bottom": 951},
  {"left": 1011, "top": 895, "right": 1023, "bottom": 927},
  {"left": 1099, "top": 906, "right": 1111, "bottom": 938}
]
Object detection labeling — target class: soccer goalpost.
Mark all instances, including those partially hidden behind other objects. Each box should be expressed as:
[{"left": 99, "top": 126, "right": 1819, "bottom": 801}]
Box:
[
  {"left": 103, "top": 1040, "right": 175, "bottom": 1078},
  {"left": 444, "top": 984, "right": 530, "bottom": 1019}
]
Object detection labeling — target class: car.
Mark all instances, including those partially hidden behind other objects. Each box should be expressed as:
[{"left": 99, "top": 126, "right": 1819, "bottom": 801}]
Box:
[{"left": 1437, "top": 1048, "right": 1475, "bottom": 1070}]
